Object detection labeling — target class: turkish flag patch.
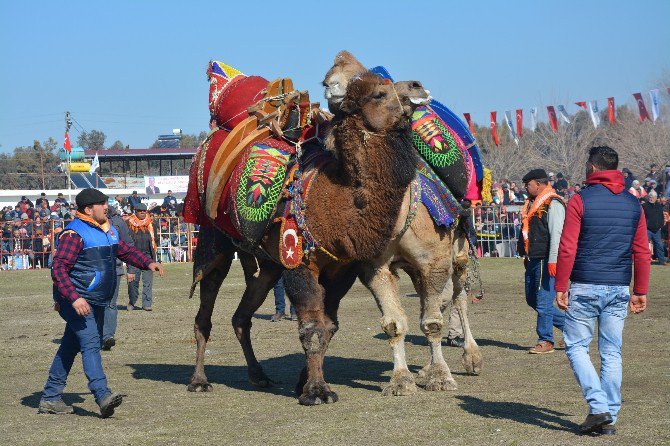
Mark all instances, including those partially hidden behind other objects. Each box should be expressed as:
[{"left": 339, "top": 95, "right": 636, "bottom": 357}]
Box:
[{"left": 278, "top": 217, "right": 302, "bottom": 268}]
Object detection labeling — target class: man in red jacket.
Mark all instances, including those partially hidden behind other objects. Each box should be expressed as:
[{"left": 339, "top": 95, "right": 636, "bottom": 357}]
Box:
[{"left": 555, "top": 146, "right": 650, "bottom": 436}]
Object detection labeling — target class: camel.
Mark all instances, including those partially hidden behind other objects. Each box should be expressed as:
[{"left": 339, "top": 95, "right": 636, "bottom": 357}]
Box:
[
  {"left": 188, "top": 71, "right": 428, "bottom": 405},
  {"left": 322, "top": 51, "right": 483, "bottom": 396}
]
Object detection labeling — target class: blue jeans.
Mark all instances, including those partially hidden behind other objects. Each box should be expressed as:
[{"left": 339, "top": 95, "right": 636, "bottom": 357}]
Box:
[
  {"left": 103, "top": 274, "right": 122, "bottom": 342},
  {"left": 525, "top": 258, "right": 565, "bottom": 343},
  {"left": 647, "top": 229, "right": 666, "bottom": 265},
  {"left": 274, "top": 277, "right": 295, "bottom": 315},
  {"left": 42, "top": 301, "right": 111, "bottom": 405},
  {"left": 564, "top": 283, "right": 629, "bottom": 423}
]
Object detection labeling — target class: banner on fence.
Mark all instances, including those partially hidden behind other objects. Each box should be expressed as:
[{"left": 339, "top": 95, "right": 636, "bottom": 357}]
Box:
[{"left": 143, "top": 176, "right": 189, "bottom": 194}]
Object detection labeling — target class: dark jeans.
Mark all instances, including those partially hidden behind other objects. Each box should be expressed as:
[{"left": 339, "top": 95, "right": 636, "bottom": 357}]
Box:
[
  {"left": 647, "top": 229, "right": 666, "bottom": 265},
  {"left": 525, "top": 258, "right": 565, "bottom": 344},
  {"left": 103, "top": 274, "right": 122, "bottom": 342},
  {"left": 128, "top": 265, "right": 153, "bottom": 308},
  {"left": 42, "top": 301, "right": 111, "bottom": 405},
  {"left": 274, "top": 277, "right": 295, "bottom": 315}
]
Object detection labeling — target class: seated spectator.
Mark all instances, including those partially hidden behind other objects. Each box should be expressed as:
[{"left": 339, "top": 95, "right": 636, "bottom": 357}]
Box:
[
  {"left": 9, "top": 205, "right": 21, "bottom": 220},
  {"left": 629, "top": 180, "right": 647, "bottom": 199},
  {"left": 37, "top": 201, "right": 50, "bottom": 219},
  {"left": 16, "top": 196, "right": 34, "bottom": 213},
  {"left": 35, "top": 192, "right": 49, "bottom": 208},
  {"left": 54, "top": 192, "right": 69, "bottom": 207}
]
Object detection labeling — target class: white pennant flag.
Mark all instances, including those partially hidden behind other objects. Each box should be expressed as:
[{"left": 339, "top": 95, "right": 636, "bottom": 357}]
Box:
[
  {"left": 557, "top": 105, "right": 571, "bottom": 124},
  {"left": 504, "top": 110, "right": 518, "bottom": 144},
  {"left": 89, "top": 152, "right": 100, "bottom": 174},
  {"left": 649, "top": 89, "right": 660, "bottom": 122},
  {"left": 587, "top": 101, "right": 601, "bottom": 128},
  {"left": 530, "top": 107, "right": 538, "bottom": 131}
]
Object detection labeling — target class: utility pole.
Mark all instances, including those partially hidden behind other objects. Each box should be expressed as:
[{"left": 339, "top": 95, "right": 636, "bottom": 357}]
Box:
[{"left": 65, "top": 111, "right": 72, "bottom": 201}]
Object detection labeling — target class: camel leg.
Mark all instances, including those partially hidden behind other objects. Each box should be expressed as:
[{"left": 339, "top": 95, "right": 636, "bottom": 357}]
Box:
[
  {"left": 452, "top": 251, "right": 483, "bottom": 375},
  {"left": 188, "top": 253, "right": 234, "bottom": 392},
  {"left": 359, "top": 263, "right": 416, "bottom": 396},
  {"left": 231, "top": 253, "right": 284, "bottom": 388},
  {"left": 412, "top": 264, "right": 458, "bottom": 391},
  {"left": 284, "top": 266, "right": 338, "bottom": 406}
]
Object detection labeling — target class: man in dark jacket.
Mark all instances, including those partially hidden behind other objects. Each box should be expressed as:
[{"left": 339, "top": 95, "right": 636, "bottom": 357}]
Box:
[
  {"left": 642, "top": 190, "right": 666, "bottom": 265},
  {"left": 126, "top": 203, "right": 157, "bottom": 310},
  {"left": 40, "top": 188, "right": 164, "bottom": 418},
  {"left": 555, "top": 146, "right": 650, "bottom": 435},
  {"left": 102, "top": 204, "right": 136, "bottom": 350},
  {"left": 518, "top": 169, "right": 566, "bottom": 354}
]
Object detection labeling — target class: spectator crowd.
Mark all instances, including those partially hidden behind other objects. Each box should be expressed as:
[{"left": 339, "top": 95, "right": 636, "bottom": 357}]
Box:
[{"left": 1, "top": 190, "right": 197, "bottom": 270}]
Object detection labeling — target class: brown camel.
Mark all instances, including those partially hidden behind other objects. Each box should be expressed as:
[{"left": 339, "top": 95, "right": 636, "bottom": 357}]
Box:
[
  {"left": 322, "top": 51, "right": 483, "bottom": 396},
  {"left": 188, "top": 71, "right": 427, "bottom": 405}
]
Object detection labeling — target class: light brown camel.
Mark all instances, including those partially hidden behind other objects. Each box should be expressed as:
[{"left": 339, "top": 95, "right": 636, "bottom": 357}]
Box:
[
  {"left": 188, "top": 71, "right": 427, "bottom": 405},
  {"left": 323, "top": 51, "right": 483, "bottom": 396}
]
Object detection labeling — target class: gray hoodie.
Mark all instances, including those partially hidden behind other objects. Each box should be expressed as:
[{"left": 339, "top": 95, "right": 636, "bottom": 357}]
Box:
[{"left": 108, "top": 207, "right": 134, "bottom": 275}]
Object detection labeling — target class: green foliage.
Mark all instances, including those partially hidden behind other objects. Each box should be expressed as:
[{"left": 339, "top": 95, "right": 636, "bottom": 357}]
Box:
[
  {"left": 0, "top": 138, "right": 65, "bottom": 189},
  {"left": 76, "top": 129, "right": 107, "bottom": 151}
]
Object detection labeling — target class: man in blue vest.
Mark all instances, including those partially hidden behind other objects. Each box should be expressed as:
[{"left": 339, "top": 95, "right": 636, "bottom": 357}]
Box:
[
  {"left": 555, "top": 146, "right": 650, "bottom": 435},
  {"left": 39, "top": 188, "right": 164, "bottom": 418}
]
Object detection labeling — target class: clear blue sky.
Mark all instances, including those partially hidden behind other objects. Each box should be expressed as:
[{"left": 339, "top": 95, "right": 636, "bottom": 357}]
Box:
[{"left": 1, "top": 0, "right": 668, "bottom": 153}]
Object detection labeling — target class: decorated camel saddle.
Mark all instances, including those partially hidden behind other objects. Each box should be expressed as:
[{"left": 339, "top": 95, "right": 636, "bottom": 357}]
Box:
[{"left": 184, "top": 61, "right": 330, "bottom": 260}]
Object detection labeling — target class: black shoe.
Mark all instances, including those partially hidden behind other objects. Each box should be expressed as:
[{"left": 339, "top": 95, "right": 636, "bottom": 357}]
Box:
[
  {"left": 99, "top": 393, "right": 123, "bottom": 418},
  {"left": 38, "top": 398, "right": 74, "bottom": 414},
  {"left": 445, "top": 337, "right": 465, "bottom": 348},
  {"left": 102, "top": 337, "right": 116, "bottom": 351},
  {"left": 270, "top": 311, "right": 286, "bottom": 322},
  {"left": 579, "top": 412, "right": 613, "bottom": 434},
  {"left": 599, "top": 424, "right": 616, "bottom": 435}
]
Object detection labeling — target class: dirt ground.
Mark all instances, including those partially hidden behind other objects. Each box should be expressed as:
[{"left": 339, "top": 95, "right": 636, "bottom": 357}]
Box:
[{"left": 0, "top": 259, "right": 668, "bottom": 445}]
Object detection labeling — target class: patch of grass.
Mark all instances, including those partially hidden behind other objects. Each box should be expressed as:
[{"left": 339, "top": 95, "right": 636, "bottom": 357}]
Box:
[{"left": 0, "top": 260, "right": 668, "bottom": 445}]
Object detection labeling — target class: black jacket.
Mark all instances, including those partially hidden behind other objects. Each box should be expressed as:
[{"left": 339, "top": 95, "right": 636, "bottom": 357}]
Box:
[{"left": 642, "top": 201, "right": 665, "bottom": 233}]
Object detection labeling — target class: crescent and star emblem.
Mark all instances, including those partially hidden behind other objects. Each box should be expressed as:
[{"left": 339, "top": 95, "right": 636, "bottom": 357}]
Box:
[{"left": 282, "top": 229, "right": 298, "bottom": 259}]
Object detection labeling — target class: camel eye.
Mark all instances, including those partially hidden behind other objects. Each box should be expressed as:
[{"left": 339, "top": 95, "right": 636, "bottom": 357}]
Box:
[{"left": 373, "top": 91, "right": 386, "bottom": 100}]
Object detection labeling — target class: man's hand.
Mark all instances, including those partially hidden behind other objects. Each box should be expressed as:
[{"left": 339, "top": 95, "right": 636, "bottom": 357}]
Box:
[
  {"left": 72, "top": 298, "right": 91, "bottom": 317},
  {"left": 523, "top": 256, "right": 529, "bottom": 268},
  {"left": 126, "top": 273, "right": 136, "bottom": 282},
  {"left": 556, "top": 291, "right": 569, "bottom": 311},
  {"left": 547, "top": 262, "right": 557, "bottom": 277},
  {"left": 629, "top": 294, "right": 647, "bottom": 314},
  {"left": 148, "top": 262, "right": 164, "bottom": 277},
  {"left": 53, "top": 302, "right": 60, "bottom": 312}
]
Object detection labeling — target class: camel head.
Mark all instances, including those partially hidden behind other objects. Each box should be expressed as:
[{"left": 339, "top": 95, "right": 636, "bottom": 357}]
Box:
[
  {"left": 338, "top": 72, "right": 410, "bottom": 132},
  {"left": 323, "top": 50, "right": 430, "bottom": 116}
]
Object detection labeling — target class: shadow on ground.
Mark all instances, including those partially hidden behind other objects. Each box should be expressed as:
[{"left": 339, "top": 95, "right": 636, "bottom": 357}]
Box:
[
  {"left": 373, "top": 333, "right": 527, "bottom": 352},
  {"left": 21, "top": 391, "right": 100, "bottom": 417},
  {"left": 456, "top": 395, "right": 578, "bottom": 432},
  {"left": 128, "top": 354, "right": 392, "bottom": 398}
]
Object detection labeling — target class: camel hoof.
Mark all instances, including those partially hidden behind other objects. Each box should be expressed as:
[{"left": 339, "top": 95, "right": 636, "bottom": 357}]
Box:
[
  {"left": 187, "top": 382, "right": 213, "bottom": 392},
  {"left": 298, "top": 381, "right": 338, "bottom": 406},
  {"left": 248, "top": 366, "right": 273, "bottom": 388},
  {"left": 381, "top": 370, "right": 417, "bottom": 396},
  {"left": 462, "top": 349, "right": 483, "bottom": 375},
  {"left": 419, "top": 365, "right": 457, "bottom": 391}
]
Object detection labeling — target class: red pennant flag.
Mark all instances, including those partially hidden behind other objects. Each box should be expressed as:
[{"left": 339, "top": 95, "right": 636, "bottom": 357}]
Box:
[
  {"left": 547, "top": 106, "right": 559, "bottom": 133},
  {"left": 490, "top": 112, "right": 500, "bottom": 146},
  {"left": 632, "top": 93, "right": 651, "bottom": 122},
  {"left": 463, "top": 113, "right": 476, "bottom": 136},
  {"left": 607, "top": 97, "right": 616, "bottom": 123},
  {"left": 515, "top": 109, "right": 523, "bottom": 138},
  {"left": 64, "top": 132, "right": 72, "bottom": 153},
  {"left": 575, "top": 101, "right": 588, "bottom": 110}
]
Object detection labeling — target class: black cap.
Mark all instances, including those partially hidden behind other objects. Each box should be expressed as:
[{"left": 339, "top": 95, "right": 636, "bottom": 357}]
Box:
[
  {"left": 75, "top": 188, "right": 109, "bottom": 209},
  {"left": 132, "top": 190, "right": 138, "bottom": 194},
  {"left": 134, "top": 203, "right": 147, "bottom": 211},
  {"left": 40, "top": 192, "right": 46, "bottom": 196},
  {"left": 522, "top": 169, "right": 548, "bottom": 183}
]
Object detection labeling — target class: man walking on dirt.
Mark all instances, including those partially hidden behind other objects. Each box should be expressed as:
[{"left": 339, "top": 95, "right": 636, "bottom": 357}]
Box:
[
  {"left": 39, "top": 188, "right": 164, "bottom": 418},
  {"left": 555, "top": 146, "right": 650, "bottom": 435}
]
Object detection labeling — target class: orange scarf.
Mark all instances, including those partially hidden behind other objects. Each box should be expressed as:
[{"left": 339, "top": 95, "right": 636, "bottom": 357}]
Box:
[
  {"left": 521, "top": 186, "right": 561, "bottom": 253},
  {"left": 75, "top": 211, "right": 111, "bottom": 233},
  {"left": 127, "top": 213, "right": 156, "bottom": 251}
]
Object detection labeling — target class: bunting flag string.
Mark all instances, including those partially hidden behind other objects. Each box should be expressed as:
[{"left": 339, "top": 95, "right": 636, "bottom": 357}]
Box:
[
  {"left": 516, "top": 109, "right": 523, "bottom": 138},
  {"left": 557, "top": 105, "right": 571, "bottom": 124},
  {"left": 649, "top": 89, "right": 660, "bottom": 123},
  {"left": 504, "top": 110, "right": 518, "bottom": 145},
  {"left": 607, "top": 97, "right": 616, "bottom": 124},
  {"left": 588, "top": 101, "right": 601, "bottom": 128},
  {"left": 546, "top": 106, "right": 559, "bottom": 132},
  {"left": 490, "top": 111, "right": 500, "bottom": 146},
  {"left": 633, "top": 93, "right": 651, "bottom": 122}
]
